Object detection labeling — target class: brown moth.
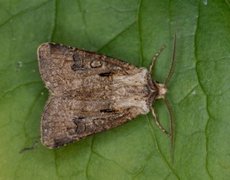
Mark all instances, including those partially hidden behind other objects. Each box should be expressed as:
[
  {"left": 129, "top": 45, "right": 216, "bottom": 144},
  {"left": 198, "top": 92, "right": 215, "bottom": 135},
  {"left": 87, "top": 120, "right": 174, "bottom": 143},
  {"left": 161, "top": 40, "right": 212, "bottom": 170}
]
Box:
[{"left": 37, "top": 38, "right": 176, "bottom": 149}]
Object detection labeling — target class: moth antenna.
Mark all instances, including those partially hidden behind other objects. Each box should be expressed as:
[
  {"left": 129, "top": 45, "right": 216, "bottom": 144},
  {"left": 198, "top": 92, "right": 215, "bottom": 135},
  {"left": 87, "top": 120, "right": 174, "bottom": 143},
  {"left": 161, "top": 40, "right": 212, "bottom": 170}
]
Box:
[
  {"left": 149, "top": 45, "right": 166, "bottom": 74},
  {"left": 163, "top": 97, "right": 175, "bottom": 163},
  {"left": 164, "top": 33, "right": 177, "bottom": 86}
]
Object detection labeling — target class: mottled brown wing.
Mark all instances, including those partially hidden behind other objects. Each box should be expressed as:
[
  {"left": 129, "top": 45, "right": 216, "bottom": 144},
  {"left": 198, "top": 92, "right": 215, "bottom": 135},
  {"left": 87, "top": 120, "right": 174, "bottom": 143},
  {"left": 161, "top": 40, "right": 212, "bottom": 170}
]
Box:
[
  {"left": 41, "top": 95, "right": 141, "bottom": 148},
  {"left": 38, "top": 43, "right": 155, "bottom": 148},
  {"left": 37, "top": 43, "right": 139, "bottom": 95}
]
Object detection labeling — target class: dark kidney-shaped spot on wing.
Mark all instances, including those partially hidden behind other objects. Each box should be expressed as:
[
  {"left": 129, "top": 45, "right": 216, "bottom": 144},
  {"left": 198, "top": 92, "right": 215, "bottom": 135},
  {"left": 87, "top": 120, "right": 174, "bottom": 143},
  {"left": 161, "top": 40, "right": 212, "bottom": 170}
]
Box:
[
  {"left": 100, "top": 108, "right": 115, "bottom": 113},
  {"left": 98, "top": 71, "right": 113, "bottom": 77},
  {"left": 71, "top": 52, "right": 84, "bottom": 71}
]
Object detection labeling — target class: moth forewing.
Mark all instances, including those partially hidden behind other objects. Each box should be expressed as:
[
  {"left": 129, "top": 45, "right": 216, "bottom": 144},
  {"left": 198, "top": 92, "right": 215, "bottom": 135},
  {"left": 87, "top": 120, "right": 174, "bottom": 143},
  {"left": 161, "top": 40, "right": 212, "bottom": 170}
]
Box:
[{"left": 37, "top": 43, "right": 161, "bottom": 148}]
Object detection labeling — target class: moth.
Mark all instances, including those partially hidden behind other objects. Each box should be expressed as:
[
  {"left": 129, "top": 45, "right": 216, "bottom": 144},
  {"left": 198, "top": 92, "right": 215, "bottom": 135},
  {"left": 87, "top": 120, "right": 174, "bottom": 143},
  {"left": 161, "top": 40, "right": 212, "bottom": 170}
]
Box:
[{"left": 37, "top": 37, "right": 176, "bottom": 149}]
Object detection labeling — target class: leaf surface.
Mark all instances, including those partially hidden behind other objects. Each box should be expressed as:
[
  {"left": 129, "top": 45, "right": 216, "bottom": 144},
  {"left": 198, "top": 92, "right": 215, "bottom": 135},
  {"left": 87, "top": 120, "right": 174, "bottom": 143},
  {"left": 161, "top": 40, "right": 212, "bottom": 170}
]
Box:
[{"left": 0, "top": 0, "right": 230, "bottom": 179}]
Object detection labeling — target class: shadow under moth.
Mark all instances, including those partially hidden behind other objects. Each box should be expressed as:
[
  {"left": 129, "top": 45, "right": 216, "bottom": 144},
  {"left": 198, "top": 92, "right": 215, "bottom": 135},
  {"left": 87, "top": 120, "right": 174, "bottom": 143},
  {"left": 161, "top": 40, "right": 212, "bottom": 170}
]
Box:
[{"left": 37, "top": 37, "right": 176, "bottom": 149}]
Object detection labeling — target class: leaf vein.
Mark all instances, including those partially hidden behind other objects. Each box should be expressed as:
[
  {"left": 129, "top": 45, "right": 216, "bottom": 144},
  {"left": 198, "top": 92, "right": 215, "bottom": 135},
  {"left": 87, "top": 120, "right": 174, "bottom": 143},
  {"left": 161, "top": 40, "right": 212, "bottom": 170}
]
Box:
[
  {"left": 194, "top": 2, "right": 213, "bottom": 179},
  {"left": 146, "top": 115, "right": 180, "bottom": 179},
  {"left": 85, "top": 137, "right": 94, "bottom": 180},
  {"left": 98, "top": 21, "right": 136, "bottom": 52},
  {"left": 137, "top": 0, "right": 144, "bottom": 66},
  {"left": 0, "top": 0, "right": 51, "bottom": 29},
  {"left": 0, "top": 81, "right": 41, "bottom": 100},
  {"left": 92, "top": 150, "right": 133, "bottom": 175},
  {"left": 50, "top": 0, "right": 57, "bottom": 41}
]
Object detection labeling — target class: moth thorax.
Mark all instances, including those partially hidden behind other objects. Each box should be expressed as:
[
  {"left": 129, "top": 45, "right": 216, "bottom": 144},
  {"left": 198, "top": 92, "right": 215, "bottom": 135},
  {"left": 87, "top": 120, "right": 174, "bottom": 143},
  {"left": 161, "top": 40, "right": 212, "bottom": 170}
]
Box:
[{"left": 156, "top": 83, "right": 167, "bottom": 99}]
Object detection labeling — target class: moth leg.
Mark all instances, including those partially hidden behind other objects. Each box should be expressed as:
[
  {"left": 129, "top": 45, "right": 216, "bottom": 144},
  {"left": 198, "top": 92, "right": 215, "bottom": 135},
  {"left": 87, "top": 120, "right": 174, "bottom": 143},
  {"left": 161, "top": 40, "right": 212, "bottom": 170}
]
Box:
[
  {"left": 150, "top": 107, "right": 169, "bottom": 135},
  {"left": 149, "top": 45, "right": 166, "bottom": 74}
]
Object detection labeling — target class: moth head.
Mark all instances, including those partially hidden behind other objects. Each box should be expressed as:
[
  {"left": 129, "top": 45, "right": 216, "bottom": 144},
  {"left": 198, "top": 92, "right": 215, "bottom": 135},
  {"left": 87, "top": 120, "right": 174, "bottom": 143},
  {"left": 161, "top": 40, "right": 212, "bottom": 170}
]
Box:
[{"left": 155, "top": 82, "right": 167, "bottom": 99}]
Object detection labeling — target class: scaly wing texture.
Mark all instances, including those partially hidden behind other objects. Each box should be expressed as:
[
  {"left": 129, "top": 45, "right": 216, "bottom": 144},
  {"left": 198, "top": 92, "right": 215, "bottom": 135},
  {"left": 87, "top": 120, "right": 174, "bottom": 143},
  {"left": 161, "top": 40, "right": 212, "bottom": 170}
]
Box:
[
  {"left": 38, "top": 43, "right": 139, "bottom": 95},
  {"left": 41, "top": 96, "right": 134, "bottom": 148},
  {"left": 38, "top": 43, "right": 155, "bottom": 148}
]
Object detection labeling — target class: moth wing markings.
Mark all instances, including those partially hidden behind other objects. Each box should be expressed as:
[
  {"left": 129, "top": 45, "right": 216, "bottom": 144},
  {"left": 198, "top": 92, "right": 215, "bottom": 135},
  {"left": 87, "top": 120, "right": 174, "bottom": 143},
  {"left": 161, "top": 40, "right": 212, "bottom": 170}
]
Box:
[
  {"left": 41, "top": 95, "right": 141, "bottom": 149},
  {"left": 37, "top": 43, "right": 139, "bottom": 95}
]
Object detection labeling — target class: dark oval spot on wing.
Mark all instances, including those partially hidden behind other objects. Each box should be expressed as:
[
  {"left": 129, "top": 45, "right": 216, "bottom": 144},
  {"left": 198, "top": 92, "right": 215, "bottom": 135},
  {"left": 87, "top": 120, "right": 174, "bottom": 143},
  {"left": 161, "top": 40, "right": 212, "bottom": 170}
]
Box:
[
  {"left": 100, "top": 109, "right": 115, "bottom": 113},
  {"left": 71, "top": 52, "right": 84, "bottom": 71},
  {"left": 98, "top": 71, "right": 112, "bottom": 77},
  {"left": 71, "top": 64, "right": 79, "bottom": 71},
  {"left": 73, "top": 53, "right": 80, "bottom": 62},
  {"left": 72, "top": 117, "right": 86, "bottom": 134},
  {"left": 73, "top": 117, "right": 85, "bottom": 125}
]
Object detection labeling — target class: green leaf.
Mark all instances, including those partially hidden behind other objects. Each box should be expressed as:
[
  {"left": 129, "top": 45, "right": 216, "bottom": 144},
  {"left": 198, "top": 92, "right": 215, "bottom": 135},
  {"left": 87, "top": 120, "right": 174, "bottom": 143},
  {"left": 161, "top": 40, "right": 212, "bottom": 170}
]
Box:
[{"left": 0, "top": 0, "right": 230, "bottom": 179}]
